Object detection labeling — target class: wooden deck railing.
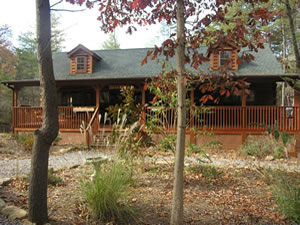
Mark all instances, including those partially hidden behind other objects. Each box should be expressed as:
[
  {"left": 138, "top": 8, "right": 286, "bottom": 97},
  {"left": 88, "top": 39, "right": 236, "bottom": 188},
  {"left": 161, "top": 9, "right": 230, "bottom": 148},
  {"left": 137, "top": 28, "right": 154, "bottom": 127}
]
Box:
[
  {"left": 145, "top": 106, "right": 300, "bottom": 132},
  {"left": 13, "top": 105, "right": 300, "bottom": 132},
  {"left": 14, "top": 106, "right": 95, "bottom": 130}
]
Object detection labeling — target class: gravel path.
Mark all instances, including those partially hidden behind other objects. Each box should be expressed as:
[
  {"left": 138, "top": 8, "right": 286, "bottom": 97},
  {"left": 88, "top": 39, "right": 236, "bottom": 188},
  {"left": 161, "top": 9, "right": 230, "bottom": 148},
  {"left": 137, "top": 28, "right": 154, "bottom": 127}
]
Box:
[
  {"left": 0, "top": 151, "right": 112, "bottom": 179},
  {"left": 149, "top": 155, "right": 300, "bottom": 172},
  {"left": 0, "top": 151, "right": 300, "bottom": 179}
]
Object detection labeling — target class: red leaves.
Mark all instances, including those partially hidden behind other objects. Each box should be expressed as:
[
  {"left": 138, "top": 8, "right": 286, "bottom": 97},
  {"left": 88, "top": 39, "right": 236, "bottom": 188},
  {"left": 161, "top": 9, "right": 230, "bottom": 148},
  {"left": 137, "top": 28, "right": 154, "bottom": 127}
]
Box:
[{"left": 132, "top": 0, "right": 150, "bottom": 9}]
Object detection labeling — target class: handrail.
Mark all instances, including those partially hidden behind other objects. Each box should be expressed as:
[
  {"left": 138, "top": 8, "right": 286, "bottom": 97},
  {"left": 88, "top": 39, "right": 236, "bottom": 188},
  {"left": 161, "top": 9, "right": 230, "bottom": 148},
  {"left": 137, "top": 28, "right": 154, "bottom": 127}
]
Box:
[
  {"left": 86, "top": 106, "right": 99, "bottom": 131},
  {"left": 12, "top": 105, "right": 300, "bottom": 132}
]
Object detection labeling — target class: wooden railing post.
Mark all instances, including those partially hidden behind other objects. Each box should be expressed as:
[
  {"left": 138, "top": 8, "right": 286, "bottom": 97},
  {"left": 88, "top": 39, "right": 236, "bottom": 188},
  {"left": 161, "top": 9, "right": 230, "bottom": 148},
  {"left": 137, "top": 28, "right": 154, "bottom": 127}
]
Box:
[
  {"left": 12, "top": 87, "right": 19, "bottom": 134},
  {"left": 293, "top": 89, "right": 300, "bottom": 158}
]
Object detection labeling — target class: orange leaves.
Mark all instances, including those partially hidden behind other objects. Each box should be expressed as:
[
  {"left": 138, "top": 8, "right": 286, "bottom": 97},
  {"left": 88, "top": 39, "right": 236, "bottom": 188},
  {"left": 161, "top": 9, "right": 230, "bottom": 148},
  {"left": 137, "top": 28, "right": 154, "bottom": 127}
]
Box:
[
  {"left": 199, "top": 95, "right": 214, "bottom": 104},
  {"left": 141, "top": 56, "right": 147, "bottom": 66}
]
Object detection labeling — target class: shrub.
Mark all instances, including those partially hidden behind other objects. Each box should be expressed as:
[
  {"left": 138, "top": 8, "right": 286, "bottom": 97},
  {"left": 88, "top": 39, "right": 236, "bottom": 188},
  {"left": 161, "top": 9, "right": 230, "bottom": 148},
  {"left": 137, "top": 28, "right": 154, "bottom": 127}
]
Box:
[
  {"left": 239, "top": 136, "right": 284, "bottom": 159},
  {"left": 187, "top": 164, "right": 222, "bottom": 181},
  {"left": 81, "top": 162, "right": 136, "bottom": 224},
  {"left": 158, "top": 134, "right": 176, "bottom": 153},
  {"left": 207, "top": 139, "right": 223, "bottom": 149},
  {"left": 48, "top": 168, "right": 63, "bottom": 186},
  {"left": 16, "top": 132, "right": 34, "bottom": 151},
  {"left": 271, "top": 171, "right": 300, "bottom": 223}
]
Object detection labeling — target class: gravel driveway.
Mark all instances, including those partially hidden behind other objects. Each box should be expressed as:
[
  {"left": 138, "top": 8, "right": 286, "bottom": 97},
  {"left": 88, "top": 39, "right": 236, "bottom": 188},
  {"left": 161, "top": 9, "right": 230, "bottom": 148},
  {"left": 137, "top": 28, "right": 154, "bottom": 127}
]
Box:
[{"left": 0, "top": 151, "right": 111, "bottom": 179}]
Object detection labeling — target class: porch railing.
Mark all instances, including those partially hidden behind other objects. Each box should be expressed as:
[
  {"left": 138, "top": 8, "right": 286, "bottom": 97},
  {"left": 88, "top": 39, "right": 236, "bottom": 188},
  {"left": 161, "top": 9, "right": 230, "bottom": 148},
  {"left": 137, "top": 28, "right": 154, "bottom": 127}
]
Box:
[
  {"left": 14, "top": 106, "right": 95, "bottom": 130},
  {"left": 145, "top": 106, "right": 300, "bottom": 132},
  {"left": 13, "top": 105, "right": 300, "bottom": 132}
]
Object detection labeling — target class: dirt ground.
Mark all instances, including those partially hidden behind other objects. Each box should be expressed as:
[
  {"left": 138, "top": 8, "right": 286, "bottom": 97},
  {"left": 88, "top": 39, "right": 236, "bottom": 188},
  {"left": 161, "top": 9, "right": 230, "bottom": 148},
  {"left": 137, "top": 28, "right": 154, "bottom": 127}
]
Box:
[{"left": 0, "top": 133, "right": 299, "bottom": 225}]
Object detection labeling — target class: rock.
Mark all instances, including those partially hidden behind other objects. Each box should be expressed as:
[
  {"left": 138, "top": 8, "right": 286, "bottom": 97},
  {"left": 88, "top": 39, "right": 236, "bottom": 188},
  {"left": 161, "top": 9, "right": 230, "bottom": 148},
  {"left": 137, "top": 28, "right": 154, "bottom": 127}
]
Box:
[
  {"left": 23, "top": 219, "right": 36, "bottom": 225},
  {"left": 265, "top": 155, "right": 274, "bottom": 161},
  {"left": 1, "top": 205, "right": 28, "bottom": 220},
  {"left": 0, "top": 177, "right": 11, "bottom": 186},
  {"left": 85, "top": 157, "right": 108, "bottom": 167},
  {"left": 59, "top": 146, "right": 74, "bottom": 153},
  {"left": 0, "top": 198, "right": 6, "bottom": 209}
]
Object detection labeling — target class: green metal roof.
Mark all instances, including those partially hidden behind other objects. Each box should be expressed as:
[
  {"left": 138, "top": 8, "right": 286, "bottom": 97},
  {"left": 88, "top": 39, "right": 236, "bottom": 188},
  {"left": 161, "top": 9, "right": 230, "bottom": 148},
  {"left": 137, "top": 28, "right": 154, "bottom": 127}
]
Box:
[
  {"left": 2, "top": 44, "right": 285, "bottom": 87},
  {"left": 52, "top": 44, "right": 283, "bottom": 81}
]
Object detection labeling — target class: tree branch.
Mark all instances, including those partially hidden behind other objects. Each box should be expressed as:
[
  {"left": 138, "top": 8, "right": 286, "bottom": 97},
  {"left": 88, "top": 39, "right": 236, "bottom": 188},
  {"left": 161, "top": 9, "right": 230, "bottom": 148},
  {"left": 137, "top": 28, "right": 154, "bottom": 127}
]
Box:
[
  {"left": 50, "top": 0, "right": 63, "bottom": 8},
  {"left": 51, "top": 8, "right": 86, "bottom": 12}
]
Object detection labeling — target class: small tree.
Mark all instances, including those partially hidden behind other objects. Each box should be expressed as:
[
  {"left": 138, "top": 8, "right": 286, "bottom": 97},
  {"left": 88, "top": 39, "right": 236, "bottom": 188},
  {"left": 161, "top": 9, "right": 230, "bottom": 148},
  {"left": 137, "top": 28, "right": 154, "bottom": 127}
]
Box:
[
  {"left": 102, "top": 31, "right": 120, "bottom": 49},
  {"left": 0, "top": 25, "right": 16, "bottom": 125},
  {"left": 67, "top": 0, "right": 278, "bottom": 223},
  {"left": 28, "top": 0, "right": 59, "bottom": 224}
]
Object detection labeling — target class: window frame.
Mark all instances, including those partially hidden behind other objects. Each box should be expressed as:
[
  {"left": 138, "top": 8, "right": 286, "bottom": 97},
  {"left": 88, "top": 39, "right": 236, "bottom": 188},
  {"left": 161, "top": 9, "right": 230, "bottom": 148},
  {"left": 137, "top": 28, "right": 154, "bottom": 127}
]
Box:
[
  {"left": 219, "top": 50, "right": 231, "bottom": 67},
  {"left": 76, "top": 55, "right": 87, "bottom": 73}
]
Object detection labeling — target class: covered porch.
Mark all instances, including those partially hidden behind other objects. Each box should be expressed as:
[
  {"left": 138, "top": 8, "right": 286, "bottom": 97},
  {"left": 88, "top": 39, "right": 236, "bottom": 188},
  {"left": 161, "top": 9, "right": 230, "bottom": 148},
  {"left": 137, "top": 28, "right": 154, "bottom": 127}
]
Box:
[{"left": 3, "top": 76, "right": 300, "bottom": 157}]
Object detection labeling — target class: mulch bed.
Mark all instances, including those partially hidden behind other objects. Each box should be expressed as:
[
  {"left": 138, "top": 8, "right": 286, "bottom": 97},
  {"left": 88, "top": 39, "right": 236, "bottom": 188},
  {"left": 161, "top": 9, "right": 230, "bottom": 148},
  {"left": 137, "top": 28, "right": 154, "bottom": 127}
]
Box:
[{"left": 0, "top": 158, "right": 297, "bottom": 225}]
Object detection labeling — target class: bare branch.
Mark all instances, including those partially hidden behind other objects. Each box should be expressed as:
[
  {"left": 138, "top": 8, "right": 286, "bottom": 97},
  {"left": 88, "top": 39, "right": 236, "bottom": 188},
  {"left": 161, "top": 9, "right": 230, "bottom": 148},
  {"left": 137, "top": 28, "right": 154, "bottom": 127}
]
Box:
[
  {"left": 51, "top": 8, "right": 86, "bottom": 12},
  {"left": 50, "top": 0, "right": 63, "bottom": 8}
]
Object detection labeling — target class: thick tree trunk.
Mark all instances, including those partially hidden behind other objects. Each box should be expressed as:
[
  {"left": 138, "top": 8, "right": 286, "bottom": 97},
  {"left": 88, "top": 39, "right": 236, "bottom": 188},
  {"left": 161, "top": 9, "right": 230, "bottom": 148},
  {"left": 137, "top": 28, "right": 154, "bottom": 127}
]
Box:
[
  {"left": 285, "top": 0, "right": 300, "bottom": 74},
  {"left": 28, "top": 0, "right": 59, "bottom": 224},
  {"left": 170, "top": 0, "right": 186, "bottom": 224}
]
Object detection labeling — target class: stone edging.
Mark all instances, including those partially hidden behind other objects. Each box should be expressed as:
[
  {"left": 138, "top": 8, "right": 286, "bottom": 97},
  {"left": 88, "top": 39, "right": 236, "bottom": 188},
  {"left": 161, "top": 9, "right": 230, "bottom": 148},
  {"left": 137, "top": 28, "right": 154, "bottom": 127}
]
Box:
[{"left": 0, "top": 177, "right": 50, "bottom": 225}]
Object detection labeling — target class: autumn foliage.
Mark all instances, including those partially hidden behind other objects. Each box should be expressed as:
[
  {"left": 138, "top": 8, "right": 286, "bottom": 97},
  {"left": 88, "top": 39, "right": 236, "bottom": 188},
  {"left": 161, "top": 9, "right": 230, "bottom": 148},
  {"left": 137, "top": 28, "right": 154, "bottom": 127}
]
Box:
[{"left": 67, "top": 0, "right": 278, "bottom": 103}]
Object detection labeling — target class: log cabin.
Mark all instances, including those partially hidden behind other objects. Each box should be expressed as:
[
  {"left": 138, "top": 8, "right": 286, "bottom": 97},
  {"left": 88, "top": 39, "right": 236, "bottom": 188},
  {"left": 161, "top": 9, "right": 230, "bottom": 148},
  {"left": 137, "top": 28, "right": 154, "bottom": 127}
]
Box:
[{"left": 2, "top": 44, "right": 300, "bottom": 157}]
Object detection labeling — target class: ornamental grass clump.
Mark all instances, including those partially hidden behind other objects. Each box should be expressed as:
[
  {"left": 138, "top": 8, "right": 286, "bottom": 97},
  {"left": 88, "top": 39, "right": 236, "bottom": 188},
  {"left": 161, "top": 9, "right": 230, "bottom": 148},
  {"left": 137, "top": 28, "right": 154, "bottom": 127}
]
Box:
[
  {"left": 81, "top": 162, "right": 136, "bottom": 224},
  {"left": 271, "top": 171, "right": 300, "bottom": 223},
  {"left": 239, "top": 135, "right": 284, "bottom": 159}
]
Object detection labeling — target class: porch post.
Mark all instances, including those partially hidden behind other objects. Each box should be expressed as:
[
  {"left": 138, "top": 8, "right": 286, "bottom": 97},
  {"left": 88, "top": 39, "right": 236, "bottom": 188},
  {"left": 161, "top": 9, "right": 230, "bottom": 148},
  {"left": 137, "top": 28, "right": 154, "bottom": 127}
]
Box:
[
  {"left": 93, "top": 86, "right": 100, "bottom": 134},
  {"left": 294, "top": 89, "right": 300, "bottom": 158},
  {"left": 190, "top": 88, "right": 196, "bottom": 145},
  {"left": 241, "top": 92, "right": 247, "bottom": 144},
  {"left": 141, "top": 85, "right": 146, "bottom": 128},
  {"left": 12, "top": 87, "right": 19, "bottom": 134}
]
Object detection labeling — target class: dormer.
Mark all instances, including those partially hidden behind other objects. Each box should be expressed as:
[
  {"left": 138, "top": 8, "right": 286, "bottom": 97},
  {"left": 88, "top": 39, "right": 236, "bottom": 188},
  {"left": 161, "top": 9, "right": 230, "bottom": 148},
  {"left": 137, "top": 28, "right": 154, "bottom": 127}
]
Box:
[
  {"left": 67, "top": 44, "right": 101, "bottom": 74},
  {"left": 209, "top": 42, "right": 239, "bottom": 71}
]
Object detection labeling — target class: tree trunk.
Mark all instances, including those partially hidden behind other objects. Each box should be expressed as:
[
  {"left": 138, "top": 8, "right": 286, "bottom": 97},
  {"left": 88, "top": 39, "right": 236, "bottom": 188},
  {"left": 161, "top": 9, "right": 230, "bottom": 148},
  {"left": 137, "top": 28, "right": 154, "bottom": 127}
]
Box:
[
  {"left": 282, "top": 22, "right": 286, "bottom": 106},
  {"left": 285, "top": 0, "right": 300, "bottom": 74},
  {"left": 170, "top": 0, "right": 186, "bottom": 224},
  {"left": 28, "top": 0, "right": 59, "bottom": 224}
]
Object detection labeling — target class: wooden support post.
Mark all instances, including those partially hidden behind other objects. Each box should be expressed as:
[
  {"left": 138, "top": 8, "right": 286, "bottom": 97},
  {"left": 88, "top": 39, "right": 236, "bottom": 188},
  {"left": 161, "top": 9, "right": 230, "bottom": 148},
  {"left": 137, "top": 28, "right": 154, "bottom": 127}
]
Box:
[
  {"left": 190, "top": 88, "right": 196, "bottom": 145},
  {"left": 241, "top": 92, "right": 247, "bottom": 145},
  {"left": 91, "top": 86, "right": 100, "bottom": 137},
  {"left": 293, "top": 89, "right": 300, "bottom": 158},
  {"left": 141, "top": 85, "right": 146, "bottom": 128},
  {"left": 12, "top": 87, "right": 19, "bottom": 134},
  {"left": 93, "top": 86, "right": 100, "bottom": 132}
]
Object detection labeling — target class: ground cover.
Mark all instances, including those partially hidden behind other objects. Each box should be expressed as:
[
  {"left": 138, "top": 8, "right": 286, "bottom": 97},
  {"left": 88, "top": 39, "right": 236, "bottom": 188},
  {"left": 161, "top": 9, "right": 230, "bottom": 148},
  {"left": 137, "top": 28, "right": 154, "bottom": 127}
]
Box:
[{"left": 0, "top": 133, "right": 299, "bottom": 224}]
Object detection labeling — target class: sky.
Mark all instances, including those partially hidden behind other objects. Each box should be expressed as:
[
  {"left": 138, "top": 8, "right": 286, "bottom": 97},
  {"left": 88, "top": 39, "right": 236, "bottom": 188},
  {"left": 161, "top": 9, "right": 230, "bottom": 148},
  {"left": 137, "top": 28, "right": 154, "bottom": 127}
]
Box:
[{"left": 0, "top": 0, "right": 162, "bottom": 51}]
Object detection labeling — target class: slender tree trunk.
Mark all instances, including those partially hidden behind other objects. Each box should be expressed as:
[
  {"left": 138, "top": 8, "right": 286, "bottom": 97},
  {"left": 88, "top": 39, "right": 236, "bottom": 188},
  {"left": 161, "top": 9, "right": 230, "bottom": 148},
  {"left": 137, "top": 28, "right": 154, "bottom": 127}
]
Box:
[
  {"left": 170, "top": 0, "right": 186, "bottom": 224},
  {"left": 28, "top": 0, "right": 59, "bottom": 224},
  {"left": 285, "top": 0, "right": 300, "bottom": 74},
  {"left": 282, "top": 22, "right": 286, "bottom": 106}
]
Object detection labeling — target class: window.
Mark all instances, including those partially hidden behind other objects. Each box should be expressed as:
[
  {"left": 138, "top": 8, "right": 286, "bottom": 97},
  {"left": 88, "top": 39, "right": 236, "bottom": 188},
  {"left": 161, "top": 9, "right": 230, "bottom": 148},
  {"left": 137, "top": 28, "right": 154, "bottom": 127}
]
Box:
[
  {"left": 220, "top": 51, "right": 231, "bottom": 66},
  {"left": 76, "top": 56, "right": 87, "bottom": 73}
]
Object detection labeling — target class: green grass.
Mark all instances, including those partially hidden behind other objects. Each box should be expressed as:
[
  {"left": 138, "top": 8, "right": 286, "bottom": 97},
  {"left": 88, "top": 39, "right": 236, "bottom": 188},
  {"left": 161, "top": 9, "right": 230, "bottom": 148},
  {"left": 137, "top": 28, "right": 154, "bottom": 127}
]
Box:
[
  {"left": 81, "top": 162, "right": 136, "bottom": 224},
  {"left": 271, "top": 171, "right": 300, "bottom": 223}
]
